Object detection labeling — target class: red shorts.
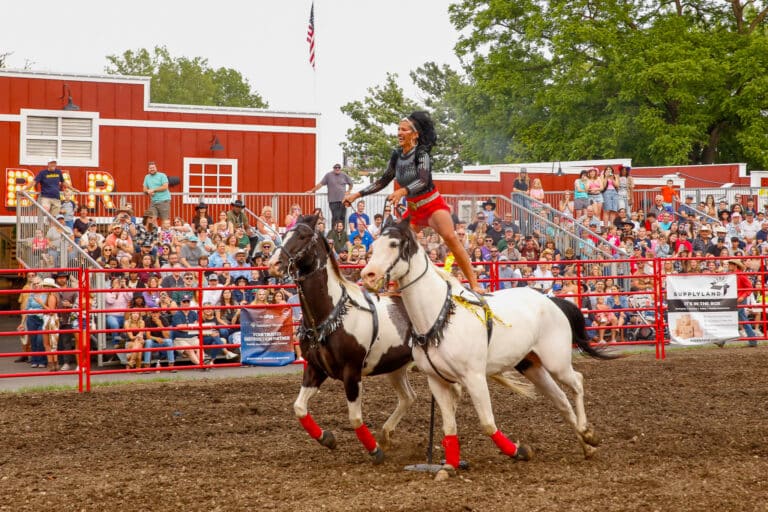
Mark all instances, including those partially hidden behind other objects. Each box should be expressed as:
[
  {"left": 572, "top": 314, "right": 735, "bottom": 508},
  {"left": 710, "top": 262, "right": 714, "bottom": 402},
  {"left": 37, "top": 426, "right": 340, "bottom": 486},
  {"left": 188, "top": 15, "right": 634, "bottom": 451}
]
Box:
[{"left": 403, "top": 189, "right": 450, "bottom": 227}]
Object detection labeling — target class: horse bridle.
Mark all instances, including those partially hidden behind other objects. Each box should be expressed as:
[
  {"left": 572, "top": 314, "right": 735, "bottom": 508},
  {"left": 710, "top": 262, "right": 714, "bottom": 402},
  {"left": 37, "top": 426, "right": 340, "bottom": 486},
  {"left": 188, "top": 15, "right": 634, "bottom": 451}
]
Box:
[
  {"left": 280, "top": 221, "right": 377, "bottom": 351},
  {"left": 280, "top": 222, "right": 326, "bottom": 283},
  {"left": 379, "top": 226, "right": 430, "bottom": 292}
]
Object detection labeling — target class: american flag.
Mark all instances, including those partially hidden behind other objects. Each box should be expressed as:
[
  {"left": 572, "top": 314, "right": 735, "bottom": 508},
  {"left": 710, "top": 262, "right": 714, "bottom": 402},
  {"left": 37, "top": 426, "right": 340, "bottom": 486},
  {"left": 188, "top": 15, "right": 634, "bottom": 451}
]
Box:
[{"left": 307, "top": 2, "right": 316, "bottom": 69}]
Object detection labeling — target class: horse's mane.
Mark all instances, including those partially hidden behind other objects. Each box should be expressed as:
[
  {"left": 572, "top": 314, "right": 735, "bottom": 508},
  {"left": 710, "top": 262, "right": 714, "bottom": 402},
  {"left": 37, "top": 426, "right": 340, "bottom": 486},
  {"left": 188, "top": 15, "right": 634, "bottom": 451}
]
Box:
[
  {"left": 318, "top": 234, "right": 365, "bottom": 298},
  {"left": 401, "top": 225, "right": 465, "bottom": 290}
]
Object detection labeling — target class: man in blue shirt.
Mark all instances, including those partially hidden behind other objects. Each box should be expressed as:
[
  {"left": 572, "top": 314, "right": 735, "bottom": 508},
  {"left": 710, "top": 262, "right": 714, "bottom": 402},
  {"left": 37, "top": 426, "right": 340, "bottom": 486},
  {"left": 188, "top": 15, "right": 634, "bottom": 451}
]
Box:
[
  {"left": 142, "top": 161, "right": 171, "bottom": 222},
  {"left": 24, "top": 159, "right": 78, "bottom": 218},
  {"left": 348, "top": 219, "right": 374, "bottom": 252},
  {"left": 348, "top": 200, "right": 370, "bottom": 234}
]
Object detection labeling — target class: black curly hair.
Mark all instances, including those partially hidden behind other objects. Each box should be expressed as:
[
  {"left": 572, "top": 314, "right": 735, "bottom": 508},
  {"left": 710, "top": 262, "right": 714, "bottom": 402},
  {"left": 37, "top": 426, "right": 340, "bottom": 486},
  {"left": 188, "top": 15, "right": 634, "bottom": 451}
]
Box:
[{"left": 405, "top": 111, "right": 437, "bottom": 154}]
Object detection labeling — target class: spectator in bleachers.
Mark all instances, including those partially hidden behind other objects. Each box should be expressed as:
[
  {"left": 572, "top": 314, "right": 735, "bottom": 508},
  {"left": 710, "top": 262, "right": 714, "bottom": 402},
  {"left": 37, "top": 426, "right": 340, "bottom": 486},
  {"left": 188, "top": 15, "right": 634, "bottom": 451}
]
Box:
[
  {"left": 180, "top": 234, "right": 206, "bottom": 268},
  {"left": 740, "top": 210, "right": 759, "bottom": 240},
  {"left": 573, "top": 170, "right": 589, "bottom": 219},
  {"left": 512, "top": 169, "right": 530, "bottom": 208},
  {"left": 486, "top": 218, "right": 505, "bottom": 246},
  {"left": 142, "top": 309, "right": 175, "bottom": 371},
  {"left": 327, "top": 220, "right": 350, "bottom": 254},
  {"left": 284, "top": 204, "right": 302, "bottom": 230},
  {"left": 520, "top": 235, "right": 540, "bottom": 264},
  {"left": 368, "top": 213, "right": 384, "bottom": 239},
  {"left": 216, "top": 289, "right": 241, "bottom": 343},
  {"left": 256, "top": 239, "right": 275, "bottom": 261},
  {"left": 105, "top": 276, "right": 134, "bottom": 359},
  {"left": 232, "top": 275, "right": 253, "bottom": 305},
  {"left": 585, "top": 168, "right": 604, "bottom": 220},
  {"left": 466, "top": 211, "right": 488, "bottom": 234},
  {"left": 142, "top": 275, "right": 162, "bottom": 308},
  {"left": 200, "top": 306, "right": 238, "bottom": 362},
  {"left": 95, "top": 246, "right": 115, "bottom": 269},
  {"left": 659, "top": 179, "right": 678, "bottom": 210},
  {"left": 122, "top": 310, "right": 146, "bottom": 370},
  {"left": 210, "top": 243, "right": 236, "bottom": 268},
  {"left": 348, "top": 200, "right": 370, "bottom": 234},
  {"left": 171, "top": 295, "right": 203, "bottom": 366},
  {"left": 191, "top": 203, "right": 213, "bottom": 232},
  {"left": 257, "top": 205, "right": 280, "bottom": 244},
  {"left": 349, "top": 219, "right": 374, "bottom": 252},
  {"left": 699, "top": 195, "right": 715, "bottom": 217},
  {"left": 727, "top": 212, "right": 743, "bottom": 239},
  {"left": 602, "top": 167, "right": 620, "bottom": 223}
]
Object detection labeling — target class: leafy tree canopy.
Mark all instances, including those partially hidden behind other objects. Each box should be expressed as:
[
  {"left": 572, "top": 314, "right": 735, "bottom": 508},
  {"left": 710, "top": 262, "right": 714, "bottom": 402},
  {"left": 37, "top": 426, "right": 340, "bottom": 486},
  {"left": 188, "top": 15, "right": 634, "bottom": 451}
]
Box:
[
  {"left": 448, "top": 0, "right": 768, "bottom": 168},
  {"left": 105, "top": 46, "right": 268, "bottom": 108},
  {"left": 340, "top": 66, "right": 476, "bottom": 174}
]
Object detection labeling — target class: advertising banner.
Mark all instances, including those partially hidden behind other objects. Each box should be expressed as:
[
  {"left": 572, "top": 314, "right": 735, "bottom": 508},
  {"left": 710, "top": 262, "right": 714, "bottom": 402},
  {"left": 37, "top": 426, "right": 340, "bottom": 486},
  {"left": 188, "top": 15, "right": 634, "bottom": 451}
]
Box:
[
  {"left": 240, "top": 306, "right": 296, "bottom": 366},
  {"left": 666, "top": 275, "right": 738, "bottom": 345}
]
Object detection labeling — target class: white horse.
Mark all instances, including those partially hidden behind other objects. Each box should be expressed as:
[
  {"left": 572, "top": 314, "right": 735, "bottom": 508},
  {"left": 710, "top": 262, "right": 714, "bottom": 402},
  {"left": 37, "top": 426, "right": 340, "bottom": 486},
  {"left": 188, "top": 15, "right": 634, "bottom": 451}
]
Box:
[{"left": 361, "top": 219, "right": 616, "bottom": 472}]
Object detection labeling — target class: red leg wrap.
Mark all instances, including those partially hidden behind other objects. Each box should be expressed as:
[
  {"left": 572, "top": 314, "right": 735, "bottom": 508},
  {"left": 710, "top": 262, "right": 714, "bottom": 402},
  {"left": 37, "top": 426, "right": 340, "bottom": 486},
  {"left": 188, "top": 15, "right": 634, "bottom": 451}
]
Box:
[
  {"left": 299, "top": 414, "right": 322, "bottom": 439},
  {"left": 442, "top": 435, "right": 460, "bottom": 469},
  {"left": 491, "top": 429, "right": 518, "bottom": 457},
  {"left": 355, "top": 424, "right": 378, "bottom": 452}
]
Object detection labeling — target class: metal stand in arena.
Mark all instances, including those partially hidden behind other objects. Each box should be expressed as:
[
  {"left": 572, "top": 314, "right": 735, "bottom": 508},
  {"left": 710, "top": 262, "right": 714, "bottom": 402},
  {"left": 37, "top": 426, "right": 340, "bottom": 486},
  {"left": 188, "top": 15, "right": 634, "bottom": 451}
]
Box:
[{"left": 403, "top": 397, "right": 469, "bottom": 473}]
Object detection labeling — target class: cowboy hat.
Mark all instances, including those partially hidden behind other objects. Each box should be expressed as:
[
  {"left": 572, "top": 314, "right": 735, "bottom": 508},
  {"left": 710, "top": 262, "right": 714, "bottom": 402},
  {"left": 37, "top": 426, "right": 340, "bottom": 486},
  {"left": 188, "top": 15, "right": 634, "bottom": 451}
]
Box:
[
  {"left": 195, "top": 202, "right": 208, "bottom": 210},
  {"left": 41, "top": 277, "right": 59, "bottom": 288},
  {"left": 481, "top": 199, "right": 496, "bottom": 211},
  {"left": 231, "top": 199, "right": 245, "bottom": 208},
  {"left": 727, "top": 259, "right": 745, "bottom": 270}
]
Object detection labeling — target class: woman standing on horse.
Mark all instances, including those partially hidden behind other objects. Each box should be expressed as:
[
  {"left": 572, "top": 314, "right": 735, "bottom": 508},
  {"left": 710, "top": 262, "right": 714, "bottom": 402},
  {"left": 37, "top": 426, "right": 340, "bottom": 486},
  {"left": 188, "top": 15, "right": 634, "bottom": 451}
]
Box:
[{"left": 344, "top": 111, "right": 483, "bottom": 294}]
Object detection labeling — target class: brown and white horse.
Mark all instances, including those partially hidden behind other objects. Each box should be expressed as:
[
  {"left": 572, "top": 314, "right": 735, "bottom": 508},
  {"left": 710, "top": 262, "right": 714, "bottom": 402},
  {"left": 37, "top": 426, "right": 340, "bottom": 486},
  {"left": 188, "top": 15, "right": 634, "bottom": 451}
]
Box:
[
  {"left": 361, "top": 219, "right": 616, "bottom": 472},
  {"left": 268, "top": 214, "right": 415, "bottom": 463}
]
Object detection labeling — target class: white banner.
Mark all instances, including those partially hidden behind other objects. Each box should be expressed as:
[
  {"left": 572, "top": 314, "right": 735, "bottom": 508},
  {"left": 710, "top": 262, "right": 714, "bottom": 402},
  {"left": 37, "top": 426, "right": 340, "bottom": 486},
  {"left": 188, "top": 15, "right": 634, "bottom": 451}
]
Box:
[{"left": 666, "top": 275, "right": 738, "bottom": 345}]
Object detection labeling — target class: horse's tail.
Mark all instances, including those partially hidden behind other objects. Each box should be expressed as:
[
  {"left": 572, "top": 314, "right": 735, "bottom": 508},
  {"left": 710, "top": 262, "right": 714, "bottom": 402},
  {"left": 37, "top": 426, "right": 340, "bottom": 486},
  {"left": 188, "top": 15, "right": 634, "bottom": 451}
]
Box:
[{"left": 548, "top": 296, "right": 619, "bottom": 360}]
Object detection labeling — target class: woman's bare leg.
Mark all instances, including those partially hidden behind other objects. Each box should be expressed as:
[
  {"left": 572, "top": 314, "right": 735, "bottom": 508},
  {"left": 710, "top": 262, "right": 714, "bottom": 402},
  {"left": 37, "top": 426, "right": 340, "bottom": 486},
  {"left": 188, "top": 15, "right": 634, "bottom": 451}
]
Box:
[{"left": 428, "top": 210, "right": 483, "bottom": 294}]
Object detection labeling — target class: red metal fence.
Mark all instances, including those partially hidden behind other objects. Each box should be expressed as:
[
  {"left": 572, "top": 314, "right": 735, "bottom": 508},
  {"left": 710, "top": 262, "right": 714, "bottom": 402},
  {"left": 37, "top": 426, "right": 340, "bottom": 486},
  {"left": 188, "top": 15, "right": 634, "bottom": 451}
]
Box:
[{"left": 3, "top": 256, "right": 763, "bottom": 391}]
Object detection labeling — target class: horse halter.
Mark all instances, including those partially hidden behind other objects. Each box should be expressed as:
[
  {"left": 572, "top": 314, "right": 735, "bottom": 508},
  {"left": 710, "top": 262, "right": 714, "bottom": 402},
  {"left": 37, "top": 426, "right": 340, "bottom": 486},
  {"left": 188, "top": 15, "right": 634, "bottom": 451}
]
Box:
[
  {"left": 280, "top": 222, "right": 325, "bottom": 282},
  {"left": 379, "top": 226, "right": 429, "bottom": 292}
]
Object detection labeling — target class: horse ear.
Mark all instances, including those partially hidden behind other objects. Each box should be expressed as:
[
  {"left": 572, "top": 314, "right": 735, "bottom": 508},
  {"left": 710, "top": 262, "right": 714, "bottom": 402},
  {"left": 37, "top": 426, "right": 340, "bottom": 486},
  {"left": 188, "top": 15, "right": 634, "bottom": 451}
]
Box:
[
  {"left": 299, "top": 214, "right": 318, "bottom": 230},
  {"left": 382, "top": 215, "right": 397, "bottom": 229},
  {"left": 397, "top": 217, "right": 410, "bottom": 231}
]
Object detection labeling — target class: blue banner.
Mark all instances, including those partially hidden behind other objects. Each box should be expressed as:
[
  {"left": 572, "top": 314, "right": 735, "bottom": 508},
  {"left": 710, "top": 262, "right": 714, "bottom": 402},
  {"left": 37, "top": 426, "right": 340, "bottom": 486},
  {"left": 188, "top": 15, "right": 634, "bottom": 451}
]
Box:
[{"left": 239, "top": 306, "right": 296, "bottom": 366}]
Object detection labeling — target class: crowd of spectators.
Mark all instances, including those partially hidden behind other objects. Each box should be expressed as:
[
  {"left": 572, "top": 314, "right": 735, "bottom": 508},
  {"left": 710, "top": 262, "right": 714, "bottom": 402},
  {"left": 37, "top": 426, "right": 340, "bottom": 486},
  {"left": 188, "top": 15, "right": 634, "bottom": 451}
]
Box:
[{"left": 18, "top": 165, "right": 765, "bottom": 369}]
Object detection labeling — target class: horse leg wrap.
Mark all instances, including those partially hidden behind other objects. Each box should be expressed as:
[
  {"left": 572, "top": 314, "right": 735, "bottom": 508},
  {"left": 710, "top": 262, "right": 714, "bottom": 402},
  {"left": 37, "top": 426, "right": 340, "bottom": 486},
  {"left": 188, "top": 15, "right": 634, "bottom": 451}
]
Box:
[
  {"left": 355, "top": 424, "right": 378, "bottom": 453},
  {"left": 299, "top": 414, "right": 323, "bottom": 440},
  {"left": 442, "top": 435, "right": 460, "bottom": 469},
  {"left": 491, "top": 430, "right": 518, "bottom": 458}
]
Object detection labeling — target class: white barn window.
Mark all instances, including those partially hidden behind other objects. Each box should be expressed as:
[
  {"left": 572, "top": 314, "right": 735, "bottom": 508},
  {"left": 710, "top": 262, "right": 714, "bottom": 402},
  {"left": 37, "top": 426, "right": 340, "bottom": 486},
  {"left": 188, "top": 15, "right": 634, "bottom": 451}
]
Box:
[
  {"left": 182, "top": 158, "right": 238, "bottom": 205},
  {"left": 20, "top": 109, "right": 99, "bottom": 167}
]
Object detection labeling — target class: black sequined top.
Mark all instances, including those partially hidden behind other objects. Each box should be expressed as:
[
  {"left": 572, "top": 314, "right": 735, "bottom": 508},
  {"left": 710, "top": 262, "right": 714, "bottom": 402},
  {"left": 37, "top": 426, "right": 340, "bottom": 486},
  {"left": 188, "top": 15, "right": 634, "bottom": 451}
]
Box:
[{"left": 358, "top": 147, "right": 435, "bottom": 198}]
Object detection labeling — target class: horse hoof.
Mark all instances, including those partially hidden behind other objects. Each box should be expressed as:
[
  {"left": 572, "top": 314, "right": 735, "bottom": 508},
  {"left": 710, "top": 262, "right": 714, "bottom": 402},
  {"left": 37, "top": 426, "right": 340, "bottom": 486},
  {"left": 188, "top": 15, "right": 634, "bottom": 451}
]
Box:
[
  {"left": 513, "top": 444, "right": 533, "bottom": 462},
  {"left": 583, "top": 444, "right": 598, "bottom": 460},
  {"left": 318, "top": 430, "right": 337, "bottom": 450},
  {"left": 369, "top": 446, "right": 385, "bottom": 465},
  {"left": 378, "top": 430, "right": 392, "bottom": 451},
  {"left": 582, "top": 426, "right": 600, "bottom": 447},
  {"left": 434, "top": 465, "right": 456, "bottom": 481}
]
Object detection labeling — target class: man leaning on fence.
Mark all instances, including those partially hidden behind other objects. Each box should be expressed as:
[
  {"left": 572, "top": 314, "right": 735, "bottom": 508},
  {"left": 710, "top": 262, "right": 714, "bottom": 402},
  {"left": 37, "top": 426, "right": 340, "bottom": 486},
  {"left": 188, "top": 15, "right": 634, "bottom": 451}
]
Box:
[{"left": 307, "top": 163, "right": 353, "bottom": 232}]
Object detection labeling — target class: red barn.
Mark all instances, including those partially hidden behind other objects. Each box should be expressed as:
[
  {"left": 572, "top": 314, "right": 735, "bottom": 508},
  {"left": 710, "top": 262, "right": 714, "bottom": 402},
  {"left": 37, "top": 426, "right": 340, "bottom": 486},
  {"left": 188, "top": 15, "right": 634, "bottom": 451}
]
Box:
[{"left": 0, "top": 69, "right": 318, "bottom": 222}]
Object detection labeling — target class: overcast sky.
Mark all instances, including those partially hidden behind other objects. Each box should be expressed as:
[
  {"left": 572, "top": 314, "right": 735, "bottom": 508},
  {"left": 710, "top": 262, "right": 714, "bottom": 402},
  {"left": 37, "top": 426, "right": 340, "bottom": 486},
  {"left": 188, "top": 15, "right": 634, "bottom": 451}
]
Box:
[{"left": 2, "top": 0, "right": 462, "bottom": 180}]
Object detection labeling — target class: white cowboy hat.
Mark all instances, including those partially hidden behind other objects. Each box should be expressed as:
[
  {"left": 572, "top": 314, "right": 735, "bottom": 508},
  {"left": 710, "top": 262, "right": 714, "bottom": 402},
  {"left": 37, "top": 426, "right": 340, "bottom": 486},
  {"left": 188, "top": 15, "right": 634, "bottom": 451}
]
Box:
[{"left": 41, "top": 277, "right": 59, "bottom": 288}]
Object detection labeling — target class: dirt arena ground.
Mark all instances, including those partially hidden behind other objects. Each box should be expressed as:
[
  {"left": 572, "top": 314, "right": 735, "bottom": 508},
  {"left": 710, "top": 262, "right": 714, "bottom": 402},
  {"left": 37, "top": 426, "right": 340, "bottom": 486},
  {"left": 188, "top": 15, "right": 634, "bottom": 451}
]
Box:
[{"left": 0, "top": 347, "right": 766, "bottom": 512}]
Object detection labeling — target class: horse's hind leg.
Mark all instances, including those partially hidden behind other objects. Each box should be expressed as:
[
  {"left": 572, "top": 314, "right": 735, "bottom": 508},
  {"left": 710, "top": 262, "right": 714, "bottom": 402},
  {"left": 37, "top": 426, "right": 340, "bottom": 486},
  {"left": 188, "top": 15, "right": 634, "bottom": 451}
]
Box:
[
  {"left": 379, "top": 365, "right": 417, "bottom": 450},
  {"left": 343, "top": 373, "right": 385, "bottom": 464},
  {"left": 294, "top": 368, "right": 335, "bottom": 449},
  {"left": 520, "top": 363, "right": 597, "bottom": 459},
  {"left": 551, "top": 367, "right": 600, "bottom": 448},
  {"left": 462, "top": 372, "right": 532, "bottom": 462}
]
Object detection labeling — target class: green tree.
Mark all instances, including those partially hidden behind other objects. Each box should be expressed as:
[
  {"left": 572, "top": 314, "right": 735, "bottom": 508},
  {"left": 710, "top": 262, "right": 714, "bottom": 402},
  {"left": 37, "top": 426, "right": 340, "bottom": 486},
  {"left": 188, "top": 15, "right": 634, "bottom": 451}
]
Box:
[
  {"left": 449, "top": 0, "right": 768, "bottom": 169},
  {"left": 340, "top": 73, "right": 419, "bottom": 174},
  {"left": 341, "top": 66, "right": 473, "bottom": 174},
  {"left": 105, "top": 46, "right": 268, "bottom": 108}
]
